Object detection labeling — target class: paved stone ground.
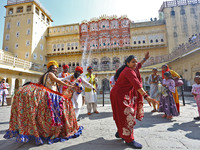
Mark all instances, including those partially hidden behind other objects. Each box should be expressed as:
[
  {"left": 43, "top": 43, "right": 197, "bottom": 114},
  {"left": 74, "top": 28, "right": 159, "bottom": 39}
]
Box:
[{"left": 0, "top": 96, "right": 200, "bottom": 150}]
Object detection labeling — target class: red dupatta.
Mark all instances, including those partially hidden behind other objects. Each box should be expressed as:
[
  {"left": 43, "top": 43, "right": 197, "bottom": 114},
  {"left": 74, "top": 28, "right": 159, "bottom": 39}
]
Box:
[{"left": 162, "top": 65, "right": 170, "bottom": 79}]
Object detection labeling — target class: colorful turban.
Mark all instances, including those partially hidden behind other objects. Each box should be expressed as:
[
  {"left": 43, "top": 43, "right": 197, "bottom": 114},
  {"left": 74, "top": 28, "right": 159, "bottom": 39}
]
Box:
[
  {"left": 87, "top": 66, "right": 93, "bottom": 70},
  {"left": 75, "top": 66, "right": 83, "bottom": 74},
  {"left": 63, "top": 64, "right": 69, "bottom": 69},
  {"left": 47, "top": 60, "right": 59, "bottom": 69}
]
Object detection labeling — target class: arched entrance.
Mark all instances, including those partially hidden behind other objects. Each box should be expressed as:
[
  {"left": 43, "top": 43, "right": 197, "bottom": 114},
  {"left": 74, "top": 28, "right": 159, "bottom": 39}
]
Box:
[
  {"left": 102, "top": 78, "right": 110, "bottom": 91},
  {"left": 15, "top": 79, "right": 19, "bottom": 90}
]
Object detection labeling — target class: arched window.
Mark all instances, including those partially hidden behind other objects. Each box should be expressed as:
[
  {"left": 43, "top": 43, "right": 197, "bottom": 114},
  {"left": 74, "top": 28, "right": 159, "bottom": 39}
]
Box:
[
  {"left": 102, "top": 78, "right": 110, "bottom": 91},
  {"left": 91, "top": 58, "right": 98, "bottom": 71},
  {"left": 101, "top": 57, "right": 110, "bottom": 71},
  {"left": 112, "top": 57, "right": 120, "bottom": 70}
]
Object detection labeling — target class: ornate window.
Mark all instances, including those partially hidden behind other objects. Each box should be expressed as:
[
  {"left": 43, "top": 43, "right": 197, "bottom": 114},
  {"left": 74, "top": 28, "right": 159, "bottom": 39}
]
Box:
[
  {"left": 40, "top": 44, "right": 43, "bottom": 50},
  {"left": 40, "top": 55, "right": 43, "bottom": 61},
  {"left": 91, "top": 58, "right": 98, "bottom": 71},
  {"left": 53, "top": 44, "right": 56, "bottom": 51},
  {"left": 25, "top": 52, "right": 29, "bottom": 58},
  {"left": 16, "top": 32, "right": 20, "bottom": 38},
  {"left": 16, "top": 21, "right": 20, "bottom": 27},
  {"left": 5, "top": 46, "right": 9, "bottom": 51},
  {"left": 112, "top": 57, "right": 120, "bottom": 70},
  {"left": 57, "top": 44, "right": 60, "bottom": 51},
  {"left": 35, "top": 7, "right": 39, "bottom": 15},
  {"left": 27, "top": 18, "right": 31, "bottom": 24},
  {"left": 8, "top": 8, "right": 13, "bottom": 14},
  {"left": 41, "top": 13, "right": 45, "bottom": 20},
  {"left": 7, "top": 23, "right": 10, "bottom": 29},
  {"left": 33, "top": 53, "right": 37, "bottom": 60},
  {"left": 27, "top": 5, "right": 32, "bottom": 12},
  {"left": 111, "top": 20, "right": 119, "bottom": 29},
  {"left": 26, "top": 40, "right": 30, "bottom": 46},
  {"left": 121, "top": 19, "right": 129, "bottom": 27},
  {"left": 15, "top": 43, "right": 19, "bottom": 48},
  {"left": 46, "top": 18, "right": 50, "bottom": 25},
  {"left": 101, "top": 57, "right": 110, "bottom": 71},
  {"left": 17, "top": 6, "right": 23, "bottom": 13},
  {"left": 81, "top": 24, "right": 88, "bottom": 32},
  {"left": 6, "top": 34, "right": 10, "bottom": 40}
]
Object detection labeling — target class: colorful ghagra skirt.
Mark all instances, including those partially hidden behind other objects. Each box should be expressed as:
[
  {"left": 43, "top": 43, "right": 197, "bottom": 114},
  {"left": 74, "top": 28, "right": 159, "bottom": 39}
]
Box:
[{"left": 4, "top": 83, "right": 83, "bottom": 145}]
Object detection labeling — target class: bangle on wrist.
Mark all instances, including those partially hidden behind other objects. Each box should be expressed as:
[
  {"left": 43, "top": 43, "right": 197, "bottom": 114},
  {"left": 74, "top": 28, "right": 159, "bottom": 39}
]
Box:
[{"left": 142, "top": 93, "right": 149, "bottom": 100}]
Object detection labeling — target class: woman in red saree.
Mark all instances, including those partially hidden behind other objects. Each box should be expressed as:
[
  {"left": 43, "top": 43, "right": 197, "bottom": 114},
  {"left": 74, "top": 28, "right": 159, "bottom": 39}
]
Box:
[{"left": 110, "top": 53, "right": 157, "bottom": 149}]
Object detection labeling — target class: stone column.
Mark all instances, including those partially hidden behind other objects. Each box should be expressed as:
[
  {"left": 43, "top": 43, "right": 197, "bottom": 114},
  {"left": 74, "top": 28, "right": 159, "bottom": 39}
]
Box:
[
  {"left": 22, "top": 79, "right": 26, "bottom": 86},
  {"left": 10, "top": 78, "right": 16, "bottom": 96}
]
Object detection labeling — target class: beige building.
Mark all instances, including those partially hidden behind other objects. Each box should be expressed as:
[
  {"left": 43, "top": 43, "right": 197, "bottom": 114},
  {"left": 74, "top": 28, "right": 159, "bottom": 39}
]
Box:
[{"left": 1, "top": 0, "right": 200, "bottom": 94}]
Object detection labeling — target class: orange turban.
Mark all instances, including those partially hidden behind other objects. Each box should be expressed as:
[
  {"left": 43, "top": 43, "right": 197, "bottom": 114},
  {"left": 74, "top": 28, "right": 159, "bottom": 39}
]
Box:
[
  {"left": 47, "top": 60, "right": 59, "bottom": 69},
  {"left": 75, "top": 66, "right": 83, "bottom": 74}
]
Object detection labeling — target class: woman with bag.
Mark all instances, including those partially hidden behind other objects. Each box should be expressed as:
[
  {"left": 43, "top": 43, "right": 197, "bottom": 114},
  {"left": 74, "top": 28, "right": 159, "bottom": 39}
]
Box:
[{"left": 162, "top": 64, "right": 183, "bottom": 113}]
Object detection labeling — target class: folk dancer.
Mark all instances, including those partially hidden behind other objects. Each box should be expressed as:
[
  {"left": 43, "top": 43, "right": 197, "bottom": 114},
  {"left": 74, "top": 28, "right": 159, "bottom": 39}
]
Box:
[{"left": 62, "top": 66, "right": 96, "bottom": 119}]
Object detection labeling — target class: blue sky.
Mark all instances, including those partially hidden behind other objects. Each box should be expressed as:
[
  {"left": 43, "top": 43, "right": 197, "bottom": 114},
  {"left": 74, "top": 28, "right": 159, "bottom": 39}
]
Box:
[{"left": 0, "top": 0, "right": 165, "bottom": 49}]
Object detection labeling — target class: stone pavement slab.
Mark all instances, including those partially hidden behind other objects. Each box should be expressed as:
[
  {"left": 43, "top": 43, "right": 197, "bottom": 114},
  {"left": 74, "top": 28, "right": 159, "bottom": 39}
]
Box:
[{"left": 0, "top": 97, "right": 200, "bottom": 150}]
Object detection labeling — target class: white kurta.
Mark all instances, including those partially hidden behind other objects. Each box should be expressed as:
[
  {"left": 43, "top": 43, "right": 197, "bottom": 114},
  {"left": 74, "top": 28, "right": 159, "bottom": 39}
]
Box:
[
  {"left": 84, "top": 75, "right": 97, "bottom": 104},
  {"left": 64, "top": 75, "right": 94, "bottom": 109},
  {"left": 0, "top": 83, "right": 9, "bottom": 95}
]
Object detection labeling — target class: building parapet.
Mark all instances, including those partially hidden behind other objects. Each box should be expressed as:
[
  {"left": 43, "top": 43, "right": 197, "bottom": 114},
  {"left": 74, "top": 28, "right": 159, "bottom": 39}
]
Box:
[
  {"left": 143, "top": 35, "right": 200, "bottom": 67},
  {"left": 131, "top": 20, "right": 165, "bottom": 28},
  {"left": 159, "top": 0, "right": 200, "bottom": 12},
  {"left": 0, "top": 49, "right": 32, "bottom": 70},
  {"left": 6, "top": 0, "right": 51, "bottom": 17},
  {"left": 0, "top": 49, "right": 45, "bottom": 73},
  {"left": 47, "top": 44, "right": 167, "bottom": 56}
]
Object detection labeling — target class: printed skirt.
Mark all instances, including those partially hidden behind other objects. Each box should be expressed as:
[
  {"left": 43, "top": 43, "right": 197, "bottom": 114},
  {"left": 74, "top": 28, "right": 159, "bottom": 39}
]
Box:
[{"left": 4, "top": 83, "right": 83, "bottom": 145}]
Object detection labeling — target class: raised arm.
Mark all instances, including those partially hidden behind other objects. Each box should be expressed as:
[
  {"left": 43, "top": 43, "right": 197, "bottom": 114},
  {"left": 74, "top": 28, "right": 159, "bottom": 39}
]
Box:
[
  {"left": 140, "top": 51, "right": 150, "bottom": 65},
  {"left": 125, "top": 68, "right": 158, "bottom": 106},
  {"left": 48, "top": 72, "right": 74, "bottom": 88},
  {"left": 81, "top": 77, "right": 95, "bottom": 90}
]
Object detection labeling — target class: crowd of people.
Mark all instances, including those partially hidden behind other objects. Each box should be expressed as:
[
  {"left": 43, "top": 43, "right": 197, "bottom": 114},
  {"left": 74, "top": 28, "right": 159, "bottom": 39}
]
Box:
[{"left": 2, "top": 51, "right": 200, "bottom": 149}]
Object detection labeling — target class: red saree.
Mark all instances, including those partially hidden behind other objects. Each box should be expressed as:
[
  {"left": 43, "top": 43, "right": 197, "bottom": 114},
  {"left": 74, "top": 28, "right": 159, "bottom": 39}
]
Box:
[{"left": 110, "top": 64, "right": 144, "bottom": 143}]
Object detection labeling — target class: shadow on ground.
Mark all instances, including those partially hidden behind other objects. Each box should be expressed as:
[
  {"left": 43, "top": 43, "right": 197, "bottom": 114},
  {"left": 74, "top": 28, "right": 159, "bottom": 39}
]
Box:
[
  {"left": 60, "top": 137, "right": 127, "bottom": 150},
  {"left": 79, "top": 111, "right": 113, "bottom": 121},
  {"left": 167, "top": 120, "right": 200, "bottom": 140}
]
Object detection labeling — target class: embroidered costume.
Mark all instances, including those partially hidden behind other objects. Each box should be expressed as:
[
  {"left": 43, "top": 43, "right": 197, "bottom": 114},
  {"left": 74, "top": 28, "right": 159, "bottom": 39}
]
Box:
[
  {"left": 110, "top": 63, "right": 144, "bottom": 143},
  {"left": 162, "top": 65, "right": 180, "bottom": 113},
  {"left": 4, "top": 61, "right": 83, "bottom": 145},
  {"left": 159, "top": 79, "right": 179, "bottom": 116},
  {"left": 63, "top": 74, "right": 94, "bottom": 119}
]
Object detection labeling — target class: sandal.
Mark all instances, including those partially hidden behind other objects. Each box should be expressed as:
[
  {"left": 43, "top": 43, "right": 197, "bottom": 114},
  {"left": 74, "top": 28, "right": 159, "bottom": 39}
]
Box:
[
  {"left": 167, "top": 116, "right": 173, "bottom": 119},
  {"left": 151, "top": 109, "right": 157, "bottom": 112}
]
